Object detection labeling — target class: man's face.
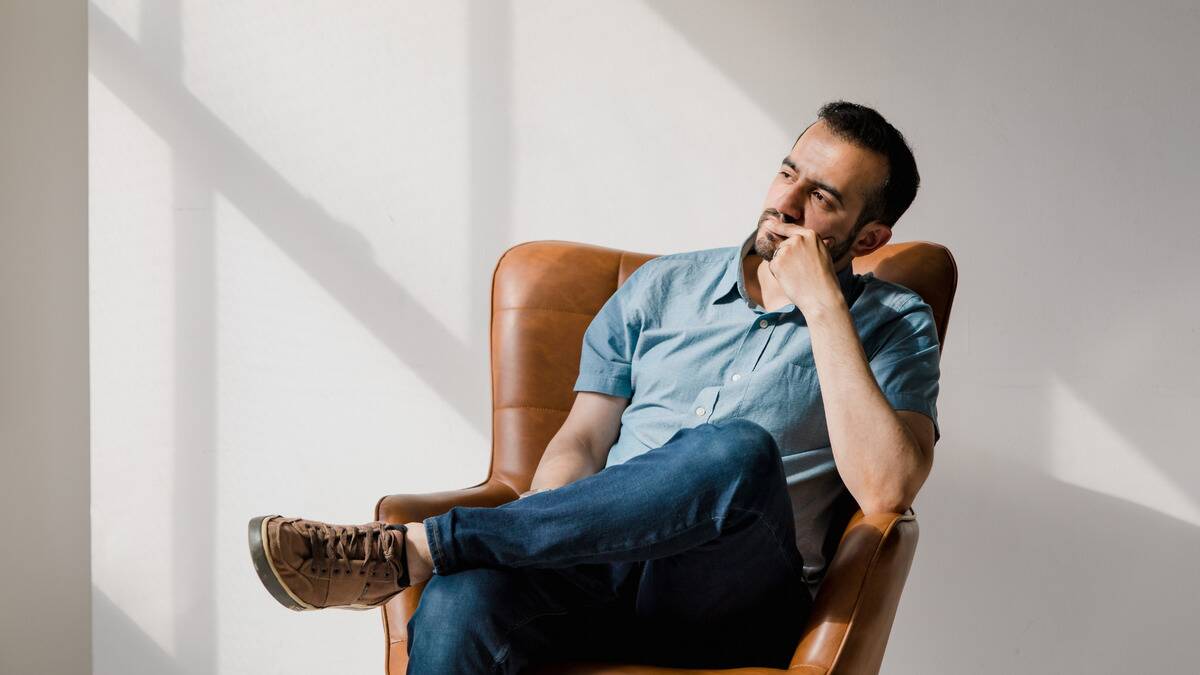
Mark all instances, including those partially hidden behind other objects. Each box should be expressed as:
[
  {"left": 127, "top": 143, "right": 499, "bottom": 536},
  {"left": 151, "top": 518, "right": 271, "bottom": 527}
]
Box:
[{"left": 754, "top": 119, "right": 890, "bottom": 265}]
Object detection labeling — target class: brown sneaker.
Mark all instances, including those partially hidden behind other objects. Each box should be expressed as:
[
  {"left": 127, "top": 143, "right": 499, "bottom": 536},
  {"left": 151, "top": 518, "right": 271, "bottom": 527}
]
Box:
[{"left": 248, "top": 515, "right": 411, "bottom": 611}]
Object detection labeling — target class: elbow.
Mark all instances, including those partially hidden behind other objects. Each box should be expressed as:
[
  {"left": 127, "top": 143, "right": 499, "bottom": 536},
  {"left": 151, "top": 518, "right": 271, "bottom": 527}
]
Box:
[
  {"left": 858, "top": 448, "right": 931, "bottom": 516},
  {"left": 848, "top": 437, "right": 932, "bottom": 517},
  {"left": 857, "top": 484, "right": 915, "bottom": 516},
  {"left": 858, "top": 497, "right": 911, "bottom": 517}
]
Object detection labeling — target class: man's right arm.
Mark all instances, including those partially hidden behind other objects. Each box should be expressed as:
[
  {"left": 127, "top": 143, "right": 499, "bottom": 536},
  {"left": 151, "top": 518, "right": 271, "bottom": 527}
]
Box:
[{"left": 523, "top": 391, "right": 629, "bottom": 496}]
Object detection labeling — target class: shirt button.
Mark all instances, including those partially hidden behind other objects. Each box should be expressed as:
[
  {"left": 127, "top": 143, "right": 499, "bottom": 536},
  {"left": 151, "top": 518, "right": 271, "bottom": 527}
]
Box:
[
  {"left": 758, "top": 319, "right": 769, "bottom": 328},
  {"left": 695, "top": 407, "right": 706, "bottom": 416},
  {"left": 731, "top": 373, "right": 742, "bottom": 382}
]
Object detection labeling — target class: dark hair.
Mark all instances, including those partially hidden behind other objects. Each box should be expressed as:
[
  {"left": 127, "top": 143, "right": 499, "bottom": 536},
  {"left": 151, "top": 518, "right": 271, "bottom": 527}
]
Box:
[{"left": 806, "top": 100, "right": 920, "bottom": 228}]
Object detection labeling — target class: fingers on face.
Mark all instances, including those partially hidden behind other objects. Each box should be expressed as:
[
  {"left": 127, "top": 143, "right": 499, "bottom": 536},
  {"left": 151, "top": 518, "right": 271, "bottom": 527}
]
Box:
[{"left": 796, "top": 228, "right": 826, "bottom": 247}]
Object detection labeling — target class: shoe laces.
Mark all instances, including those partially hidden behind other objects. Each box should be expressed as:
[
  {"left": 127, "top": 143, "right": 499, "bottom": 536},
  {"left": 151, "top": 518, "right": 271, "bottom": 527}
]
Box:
[{"left": 292, "top": 520, "right": 409, "bottom": 585}]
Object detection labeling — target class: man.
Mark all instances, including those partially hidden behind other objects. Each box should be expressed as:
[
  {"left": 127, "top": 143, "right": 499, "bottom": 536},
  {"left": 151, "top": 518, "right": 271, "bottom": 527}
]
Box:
[{"left": 248, "top": 100, "right": 940, "bottom": 672}]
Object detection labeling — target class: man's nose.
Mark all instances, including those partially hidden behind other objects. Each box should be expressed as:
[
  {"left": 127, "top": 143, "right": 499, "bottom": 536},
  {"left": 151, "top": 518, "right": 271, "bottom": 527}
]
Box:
[{"left": 773, "top": 184, "right": 806, "bottom": 224}]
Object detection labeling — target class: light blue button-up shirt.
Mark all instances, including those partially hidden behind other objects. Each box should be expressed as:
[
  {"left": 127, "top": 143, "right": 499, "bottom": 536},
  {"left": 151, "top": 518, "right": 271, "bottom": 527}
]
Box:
[{"left": 573, "top": 228, "right": 941, "bottom": 594}]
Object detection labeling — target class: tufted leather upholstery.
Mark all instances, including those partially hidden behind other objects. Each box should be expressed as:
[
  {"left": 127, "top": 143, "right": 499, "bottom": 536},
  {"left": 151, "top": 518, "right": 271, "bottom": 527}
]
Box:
[{"left": 376, "top": 239, "right": 957, "bottom": 674}]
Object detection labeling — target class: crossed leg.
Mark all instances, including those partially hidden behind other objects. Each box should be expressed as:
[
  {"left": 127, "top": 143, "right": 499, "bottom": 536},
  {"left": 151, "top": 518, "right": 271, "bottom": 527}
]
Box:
[{"left": 406, "top": 419, "right": 812, "bottom": 673}]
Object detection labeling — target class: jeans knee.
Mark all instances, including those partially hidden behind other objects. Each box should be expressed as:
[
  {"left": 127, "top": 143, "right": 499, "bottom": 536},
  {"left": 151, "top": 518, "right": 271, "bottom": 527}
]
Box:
[
  {"left": 410, "top": 573, "right": 459, "bottom": 627},
  {"left": 407, "top": 571, "right": 504, "bottom": 670},
  {"left": 702, "top": 419, "right": 780, "bottom": 483}
]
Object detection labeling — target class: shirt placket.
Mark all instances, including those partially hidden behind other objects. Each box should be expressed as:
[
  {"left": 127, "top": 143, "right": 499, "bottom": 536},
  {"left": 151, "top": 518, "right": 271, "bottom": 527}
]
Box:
[{"left": 715, "top": 309, "right": 786, "bottom": 421}]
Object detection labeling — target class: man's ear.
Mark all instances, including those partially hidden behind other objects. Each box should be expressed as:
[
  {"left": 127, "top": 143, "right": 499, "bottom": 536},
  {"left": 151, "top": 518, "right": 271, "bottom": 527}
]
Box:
[{"left": 853, "top": 221, "right": 892, "bottom": 257}]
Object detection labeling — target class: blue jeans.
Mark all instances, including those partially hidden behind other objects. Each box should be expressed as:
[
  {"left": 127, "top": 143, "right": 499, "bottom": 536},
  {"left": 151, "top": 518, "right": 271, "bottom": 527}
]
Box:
[{"left": 408, "top": 419, "right": 813, "bottom": 673}]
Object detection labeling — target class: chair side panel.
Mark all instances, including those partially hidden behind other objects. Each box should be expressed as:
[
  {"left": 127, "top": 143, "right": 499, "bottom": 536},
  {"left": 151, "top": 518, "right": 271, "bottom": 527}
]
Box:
[
  {"left": 488, "top": 241, "right": 656, "bottom": 491},
  {"left": 491, "top": 406, "right": 571, "bottom": 492},
  {"left": 492, "top": 309, "right": 592, "bottom": 413},
  {"left": 853, "top": 241, "right": 957, "bottom": 347}
]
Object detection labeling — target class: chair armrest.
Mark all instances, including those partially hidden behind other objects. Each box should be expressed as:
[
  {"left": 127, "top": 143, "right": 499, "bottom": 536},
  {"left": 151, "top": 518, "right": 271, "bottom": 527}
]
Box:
[
  {"left": 789, "top": 509, "right": 919, "bottom": 675},
  {"left": 374, "top": 478, "right": 520, "bottom": 524},
  {"left": 375, "top": 478, "right": 520, "bottom": 674}
]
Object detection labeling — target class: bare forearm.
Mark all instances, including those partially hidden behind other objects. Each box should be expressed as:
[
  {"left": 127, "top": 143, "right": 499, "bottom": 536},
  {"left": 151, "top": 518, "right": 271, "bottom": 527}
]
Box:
[
  {"left": 806, "top": 298, "right": 924, "bottom": 514},
  {"left": 524, "top": 391, "right": 626, "bottom": 497},
  {"left": 528, "top": 433, "right": 603, "bottom": 492}
]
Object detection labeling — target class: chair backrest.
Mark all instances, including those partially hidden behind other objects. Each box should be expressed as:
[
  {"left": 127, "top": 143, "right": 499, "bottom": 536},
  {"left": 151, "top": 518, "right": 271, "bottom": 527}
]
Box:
[
  {"left": 486, "top": 240, "right": 657, "bottom": 493},
  {"left": 488, "top": 238, "right": 957, "bottom": 673}
]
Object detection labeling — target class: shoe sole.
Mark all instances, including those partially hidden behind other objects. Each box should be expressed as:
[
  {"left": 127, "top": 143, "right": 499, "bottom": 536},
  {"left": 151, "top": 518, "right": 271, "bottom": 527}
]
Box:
[
  {"left": 248, "top": 515, "right": 317, "bottom": 612},
  {"left": 247, "top": 515, "right": 388, "bottom": 612}
]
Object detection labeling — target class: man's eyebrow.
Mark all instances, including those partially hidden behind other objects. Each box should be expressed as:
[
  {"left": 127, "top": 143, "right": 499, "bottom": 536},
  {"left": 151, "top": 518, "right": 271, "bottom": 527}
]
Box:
[
  {"left": 780, "top": 157, "right": 845, "bottom": 206},
  {"left": 813, "top": 180, "right": 845, "bottom": 206}
]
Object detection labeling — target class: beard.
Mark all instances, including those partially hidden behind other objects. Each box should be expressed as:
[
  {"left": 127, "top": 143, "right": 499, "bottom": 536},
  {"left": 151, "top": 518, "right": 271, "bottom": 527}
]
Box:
[
  {"left": 752, "top": 211, "right": 860, "bottom": 264},
  {"left": 752, "top": 227, "right": 783, "bottom": 262}
]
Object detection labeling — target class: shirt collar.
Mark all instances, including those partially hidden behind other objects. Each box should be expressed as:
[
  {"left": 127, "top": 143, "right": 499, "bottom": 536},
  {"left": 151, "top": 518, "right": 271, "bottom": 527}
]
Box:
[{"left": 711, "top": 229, "right": 858, "bottom": 309}]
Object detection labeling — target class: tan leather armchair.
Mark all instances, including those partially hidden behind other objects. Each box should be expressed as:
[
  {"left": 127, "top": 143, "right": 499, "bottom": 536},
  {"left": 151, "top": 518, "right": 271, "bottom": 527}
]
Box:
[{"left": 376, "top": 239, "right": 958, "bottom": 674}]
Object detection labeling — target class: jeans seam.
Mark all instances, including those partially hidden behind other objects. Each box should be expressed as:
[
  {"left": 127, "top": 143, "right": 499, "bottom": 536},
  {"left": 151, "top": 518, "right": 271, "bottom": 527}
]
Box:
[
  {"left": 727, "top": 505, "right": 804, "bottom": 577},
  {"left": 491, "top": 596, "right": 617, "bottom": 670},
  {"left": 423, "top": 515, "right": 451, "bottom": 575}
]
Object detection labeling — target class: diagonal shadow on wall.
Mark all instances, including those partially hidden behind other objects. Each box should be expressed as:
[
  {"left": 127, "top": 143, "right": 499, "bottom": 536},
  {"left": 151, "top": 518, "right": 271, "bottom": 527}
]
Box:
[
  {"left": 91, "top": 3, "right": 514, "bottom": 673},
  {"left": 90, "top": 5, "right": 497, "bottom": 437}
]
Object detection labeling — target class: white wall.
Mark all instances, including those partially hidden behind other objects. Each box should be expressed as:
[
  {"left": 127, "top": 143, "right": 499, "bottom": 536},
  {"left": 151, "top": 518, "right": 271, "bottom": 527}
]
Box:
[
  {"left": 88, "top": 1, "right": 1200, "bottom": 673},
  {"left": 1, "top": 2, "right": 91, "bottom": 674}
]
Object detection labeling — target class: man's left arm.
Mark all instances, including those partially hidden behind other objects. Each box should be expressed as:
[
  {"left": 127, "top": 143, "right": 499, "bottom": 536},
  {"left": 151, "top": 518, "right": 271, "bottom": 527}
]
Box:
[
  {"left": 768, "top": 229, "right": 939, "bottom": 516},
  {"left": 804, "top": 296, "right": 937, "bottom": 516}
]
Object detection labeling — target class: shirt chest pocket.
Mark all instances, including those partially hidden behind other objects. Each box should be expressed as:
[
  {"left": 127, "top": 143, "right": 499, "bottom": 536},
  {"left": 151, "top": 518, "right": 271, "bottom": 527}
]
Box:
[
  {"left": 778, "top": 354, "right": 823, "bottom": 405},
  {"left": 787, "top": 350, "right": 818, "bottom": 372},
  {"left": 747, "top": 354, "right": 829, "bottom": 452}
]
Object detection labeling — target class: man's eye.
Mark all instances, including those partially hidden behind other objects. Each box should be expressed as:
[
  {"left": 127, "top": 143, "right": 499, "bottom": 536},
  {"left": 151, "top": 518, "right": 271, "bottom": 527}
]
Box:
[{"left": 813, "top": 192, "right": 825, "bottom": 201}]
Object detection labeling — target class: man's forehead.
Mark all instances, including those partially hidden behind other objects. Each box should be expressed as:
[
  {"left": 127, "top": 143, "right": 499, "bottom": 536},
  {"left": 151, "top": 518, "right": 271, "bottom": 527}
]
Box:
[{"left": 787, "top": 121, "right": 887, "bottom": 196}]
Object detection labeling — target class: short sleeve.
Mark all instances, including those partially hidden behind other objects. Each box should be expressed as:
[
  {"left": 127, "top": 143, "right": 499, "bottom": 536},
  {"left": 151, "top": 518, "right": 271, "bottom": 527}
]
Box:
[
  {"left": 572, "top": 264, "right": 650, "bottom": 399},
  {"left": 869, "top": 298, "right": 942, "bottom": 442}
]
